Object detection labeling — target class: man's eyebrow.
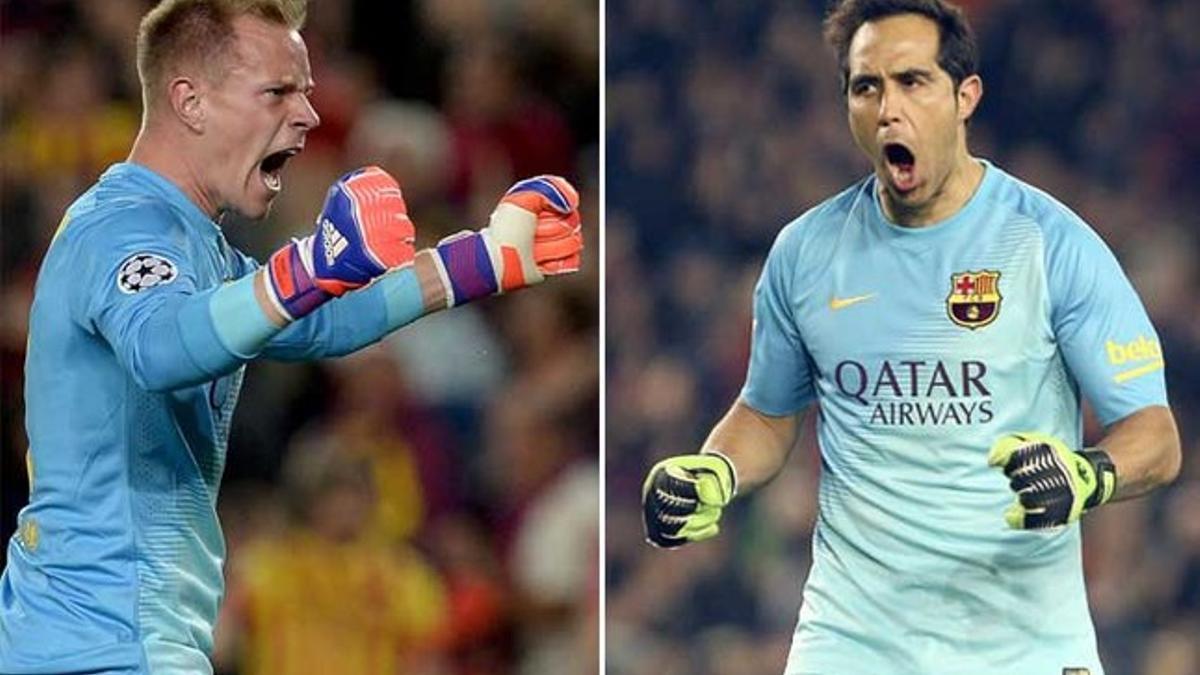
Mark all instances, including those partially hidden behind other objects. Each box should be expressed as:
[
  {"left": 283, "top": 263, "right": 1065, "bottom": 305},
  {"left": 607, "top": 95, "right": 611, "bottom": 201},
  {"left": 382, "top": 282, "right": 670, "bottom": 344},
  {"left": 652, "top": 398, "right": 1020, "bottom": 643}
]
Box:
[
  {"left": 849, "top": 73, "right": 882, "bottom": 88},
  {"left": 264, "top": 78, "right": 314, "bottom": 93},
  {"left": 890, "top": 67, "right": 934, "bottom": 80}
]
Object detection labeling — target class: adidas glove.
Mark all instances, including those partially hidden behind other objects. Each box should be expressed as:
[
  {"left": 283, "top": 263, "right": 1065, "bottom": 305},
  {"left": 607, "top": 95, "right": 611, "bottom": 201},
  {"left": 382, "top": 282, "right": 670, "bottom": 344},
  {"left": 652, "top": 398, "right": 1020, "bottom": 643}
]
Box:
[
  {"left": 987, "top": 432, "right": 1117, "bottom": 530},
  {"left": 264, "top": 166, "right": 415, "bottom": 321},
  {"left": 433, "top": 175, "right": 582, "bottom": 307},
  {"left": 642, "top": 452, "right": 737, "bottom": 548}
]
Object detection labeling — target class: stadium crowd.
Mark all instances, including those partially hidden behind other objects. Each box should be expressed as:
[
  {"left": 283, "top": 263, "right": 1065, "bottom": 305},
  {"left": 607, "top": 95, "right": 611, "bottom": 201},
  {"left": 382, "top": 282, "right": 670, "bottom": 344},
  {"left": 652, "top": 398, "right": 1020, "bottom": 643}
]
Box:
[
  {"left": 0, "top": 1, "right": 598, "bottom": 673},
  {"left": 607, "top": 1, "right": 1200, "bottom": 674}
]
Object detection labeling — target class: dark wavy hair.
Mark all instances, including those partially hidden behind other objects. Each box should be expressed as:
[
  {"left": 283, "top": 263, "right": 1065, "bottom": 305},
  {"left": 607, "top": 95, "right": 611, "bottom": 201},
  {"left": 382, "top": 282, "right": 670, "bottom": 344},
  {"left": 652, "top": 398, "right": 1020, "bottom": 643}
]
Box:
[{"left": 823, "top": 0, "right": 978, "bottom": 94}]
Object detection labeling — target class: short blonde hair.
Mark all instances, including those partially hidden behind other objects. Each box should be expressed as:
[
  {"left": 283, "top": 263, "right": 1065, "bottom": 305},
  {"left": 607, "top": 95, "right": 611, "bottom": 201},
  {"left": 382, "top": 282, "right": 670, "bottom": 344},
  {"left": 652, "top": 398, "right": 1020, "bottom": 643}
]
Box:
[{"left": 136, "top": 0, "right": 307, "bottom": 108}]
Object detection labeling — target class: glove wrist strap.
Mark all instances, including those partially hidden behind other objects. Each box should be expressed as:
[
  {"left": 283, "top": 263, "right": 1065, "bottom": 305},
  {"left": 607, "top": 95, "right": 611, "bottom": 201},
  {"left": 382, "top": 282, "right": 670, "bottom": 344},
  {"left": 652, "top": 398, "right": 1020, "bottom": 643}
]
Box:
[
  {"left": 1079, "top": 447, "right": 1117, "bottom": 509},
  {"left": 701, "top": 449, "right": 739, "bottom": 499},
  {"left": 434, "top": 231, "right": 500, "bottom": 307},
  {"left": 265, "top": 238, "right": 332, "bottom": 322}
]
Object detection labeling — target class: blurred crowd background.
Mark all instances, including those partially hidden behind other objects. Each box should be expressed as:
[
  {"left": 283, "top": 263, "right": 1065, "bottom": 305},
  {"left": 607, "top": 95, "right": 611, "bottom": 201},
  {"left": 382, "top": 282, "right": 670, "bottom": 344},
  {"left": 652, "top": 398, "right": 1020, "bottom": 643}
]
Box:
[
  {"left": 0, "top": 1, "right": 598, "bottom": 673},
  {"left": 607, "top": 1, "right": 1200, "bottom": 674}
]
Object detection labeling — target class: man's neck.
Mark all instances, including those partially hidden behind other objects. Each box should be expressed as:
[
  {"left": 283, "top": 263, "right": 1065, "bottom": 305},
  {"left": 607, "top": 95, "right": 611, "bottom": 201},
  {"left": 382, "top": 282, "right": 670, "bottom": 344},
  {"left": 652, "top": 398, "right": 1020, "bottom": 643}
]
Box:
[
  {"left": 882, "top": 153, "right": 985, "bottom": 227},
  {"left": 127, "top": 123, "right": 221, "bottom": 220}
]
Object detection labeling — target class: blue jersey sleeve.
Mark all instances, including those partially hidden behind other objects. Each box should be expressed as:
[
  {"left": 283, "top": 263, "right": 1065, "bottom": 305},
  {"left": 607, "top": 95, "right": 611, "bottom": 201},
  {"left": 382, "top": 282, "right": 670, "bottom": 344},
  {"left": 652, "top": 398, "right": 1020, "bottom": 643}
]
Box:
[
  {"left": 74, "top": 202, "right": 246, "bottom": 392},
  {"left": 1044, "top": 210, "right": 1168, "bottom": 425},
  {"left": 218, "top": 243, "right": 429, "bottom": 360},
  {"left": 261, "top": 269, "right": 426, "bottom": 361},
  {"left": 263, "top": 282, "right": 391, "bottom": 360},
  {"left": 225, "top": 248, "right": 429, "bottom": 361},
  {"left": 740, "top": 224, "right": 816, "bottom": 416}
]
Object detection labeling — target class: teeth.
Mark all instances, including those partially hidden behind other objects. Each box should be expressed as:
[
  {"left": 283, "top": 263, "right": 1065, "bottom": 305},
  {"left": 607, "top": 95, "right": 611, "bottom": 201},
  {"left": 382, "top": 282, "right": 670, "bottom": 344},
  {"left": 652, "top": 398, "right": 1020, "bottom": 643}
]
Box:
[{"left": 262, "top": 171, "right": 281, "bottom": 191}]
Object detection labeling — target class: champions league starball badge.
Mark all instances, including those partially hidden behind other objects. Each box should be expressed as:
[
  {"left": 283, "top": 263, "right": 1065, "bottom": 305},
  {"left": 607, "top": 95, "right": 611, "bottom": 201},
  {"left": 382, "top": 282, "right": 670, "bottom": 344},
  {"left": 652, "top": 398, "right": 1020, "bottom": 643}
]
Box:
[
  {"left": 947, "top": 270, "right": 1002, "bottom": 330},
  {"left": 117, "top": 252, "right": 179, "bottom": 294}
]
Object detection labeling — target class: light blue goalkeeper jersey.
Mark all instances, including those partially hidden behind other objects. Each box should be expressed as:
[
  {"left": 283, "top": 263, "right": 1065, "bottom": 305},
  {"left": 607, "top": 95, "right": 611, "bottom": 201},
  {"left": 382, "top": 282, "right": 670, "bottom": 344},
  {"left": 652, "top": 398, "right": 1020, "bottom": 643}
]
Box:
[
  {"left": 742, "top": 161, "right": 1167, "bottom": 675},
  {"left": 1, "top": 163, "right": 424, "bottom": 674}
]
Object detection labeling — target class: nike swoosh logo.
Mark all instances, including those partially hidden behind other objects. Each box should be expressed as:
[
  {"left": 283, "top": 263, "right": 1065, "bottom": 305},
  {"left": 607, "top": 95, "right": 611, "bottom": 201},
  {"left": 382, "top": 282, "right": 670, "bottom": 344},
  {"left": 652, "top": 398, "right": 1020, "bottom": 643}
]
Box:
[{"left": 829, "top": 293, "right": 877, "bottom": 310}]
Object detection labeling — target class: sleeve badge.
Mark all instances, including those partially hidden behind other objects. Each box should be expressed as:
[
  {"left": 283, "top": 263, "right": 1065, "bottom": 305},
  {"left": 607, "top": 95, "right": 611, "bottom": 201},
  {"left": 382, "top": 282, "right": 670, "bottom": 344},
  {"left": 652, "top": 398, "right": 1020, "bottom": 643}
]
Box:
[{"left": 117, "top": 253, "right": 179, "bottom": 294}]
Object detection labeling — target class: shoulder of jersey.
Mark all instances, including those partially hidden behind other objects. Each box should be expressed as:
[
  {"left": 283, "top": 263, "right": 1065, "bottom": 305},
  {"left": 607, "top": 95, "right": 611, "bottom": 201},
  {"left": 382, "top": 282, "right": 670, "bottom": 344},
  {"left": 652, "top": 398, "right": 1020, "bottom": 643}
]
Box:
[
  {"left": 772, "top": 177, "right": 870, "bottom": 257},
  {"left": 64, "top": 192, "right": 188, "bottom": 249},
  {"left": 988, "top": 165, "right": 1097, "bottom": 243}
]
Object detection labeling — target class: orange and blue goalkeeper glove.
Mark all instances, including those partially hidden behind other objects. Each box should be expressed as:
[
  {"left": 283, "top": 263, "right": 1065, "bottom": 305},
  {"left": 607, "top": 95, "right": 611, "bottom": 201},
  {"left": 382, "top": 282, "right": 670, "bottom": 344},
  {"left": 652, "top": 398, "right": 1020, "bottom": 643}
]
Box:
[
  {"left": 264, "top": 166, "right": 415, "bottom": 321},
  {"left": 987, "top": 432, "right": 1117, "bottom": 530},
  {"left": 434, "top": 175, "right": 582, "bottom": 307}
]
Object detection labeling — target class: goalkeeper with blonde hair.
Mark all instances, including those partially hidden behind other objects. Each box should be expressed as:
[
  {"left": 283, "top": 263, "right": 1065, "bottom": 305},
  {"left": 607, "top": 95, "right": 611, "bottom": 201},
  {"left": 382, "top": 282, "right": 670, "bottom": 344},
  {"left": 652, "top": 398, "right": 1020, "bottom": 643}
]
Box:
[{"left": 0, "top": 1, "right": 582, "bottom": 672}]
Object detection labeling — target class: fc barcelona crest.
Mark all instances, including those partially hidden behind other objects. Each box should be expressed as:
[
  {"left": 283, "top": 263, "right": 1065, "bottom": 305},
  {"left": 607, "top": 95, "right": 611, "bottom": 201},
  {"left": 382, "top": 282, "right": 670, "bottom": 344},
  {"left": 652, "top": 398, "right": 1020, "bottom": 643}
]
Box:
[{"left": 947, "top": 270, "right": 1002, "bottom": 329}]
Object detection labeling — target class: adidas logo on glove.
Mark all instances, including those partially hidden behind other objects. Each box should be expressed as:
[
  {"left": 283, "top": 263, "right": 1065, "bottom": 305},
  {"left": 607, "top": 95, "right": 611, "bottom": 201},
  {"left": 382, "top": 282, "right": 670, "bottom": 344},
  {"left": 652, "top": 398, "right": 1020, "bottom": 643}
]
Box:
[{"left": 321, "top": 218, "right": 348, "bottom": 266}]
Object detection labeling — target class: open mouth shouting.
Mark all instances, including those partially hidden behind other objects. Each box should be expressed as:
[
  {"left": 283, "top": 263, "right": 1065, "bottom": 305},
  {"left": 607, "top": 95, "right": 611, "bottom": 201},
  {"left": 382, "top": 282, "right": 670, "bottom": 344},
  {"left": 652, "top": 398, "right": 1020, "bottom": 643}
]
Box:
[
  {"left": 259, "top": 146, "right": 301, "bottom": 193},
  {"left": 882, "top": 141, "right": 918, "bottom": 194}
]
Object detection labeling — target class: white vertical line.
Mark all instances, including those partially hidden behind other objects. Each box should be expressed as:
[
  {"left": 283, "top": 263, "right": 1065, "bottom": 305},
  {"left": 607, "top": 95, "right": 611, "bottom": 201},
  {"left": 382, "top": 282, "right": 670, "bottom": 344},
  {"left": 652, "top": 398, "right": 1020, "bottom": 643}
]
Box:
[{"left": 597, "top": 0, "right": 608, "bottom": 670}]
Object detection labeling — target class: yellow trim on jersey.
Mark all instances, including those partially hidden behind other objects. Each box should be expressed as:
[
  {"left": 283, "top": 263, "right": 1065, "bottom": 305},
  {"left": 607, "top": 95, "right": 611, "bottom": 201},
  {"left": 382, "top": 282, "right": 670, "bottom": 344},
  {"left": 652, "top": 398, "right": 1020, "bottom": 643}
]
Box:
[
  {"left": 1113, "top": 357, "right": 1165, "bottom": 384},
  {"left": 50, "top": 214, "right": 72, "bottom": 243},
  {"left": 19, "top": 518, "right": 39, "bottom": 552}
]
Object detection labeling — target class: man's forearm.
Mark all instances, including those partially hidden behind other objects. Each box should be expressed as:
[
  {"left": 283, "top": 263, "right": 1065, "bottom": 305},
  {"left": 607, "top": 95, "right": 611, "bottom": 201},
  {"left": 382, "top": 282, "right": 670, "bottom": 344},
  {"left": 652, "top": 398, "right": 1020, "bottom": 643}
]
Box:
[
  {"left": 262, "top": 262, "right": 433, "bottom": 361},
  {"left": 256, "top": 241, "right": 509, "bottom": 361},
  {"left": 258, "top": 249, "right": 445, "bottom": 326},
  {"left": 1096, "top": 404, "right": 1181, "bottom": 501},
  {"left": 414, "top": 250, "right": 448, "bottom": 310},
  {"left": 701, "top": 399, "right": 803, "bottom": 494}
]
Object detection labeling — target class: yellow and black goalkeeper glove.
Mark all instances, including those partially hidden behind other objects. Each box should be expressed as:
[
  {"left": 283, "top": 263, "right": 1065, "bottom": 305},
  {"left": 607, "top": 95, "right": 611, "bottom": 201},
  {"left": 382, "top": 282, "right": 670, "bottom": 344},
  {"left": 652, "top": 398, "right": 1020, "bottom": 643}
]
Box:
[
  {"left": 987, "top": 432, "right": 1117, "bottom": 530},
  {"left": 641, "top": 452, "right": 737, "bottom": 548}
]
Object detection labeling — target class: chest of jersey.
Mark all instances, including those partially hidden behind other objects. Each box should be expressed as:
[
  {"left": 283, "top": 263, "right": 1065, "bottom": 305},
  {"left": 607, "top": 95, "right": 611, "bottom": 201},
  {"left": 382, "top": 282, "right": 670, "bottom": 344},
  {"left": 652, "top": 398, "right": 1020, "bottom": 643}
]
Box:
[{"left": 794, "top": 214, "right": 1056, "bottom": 432}]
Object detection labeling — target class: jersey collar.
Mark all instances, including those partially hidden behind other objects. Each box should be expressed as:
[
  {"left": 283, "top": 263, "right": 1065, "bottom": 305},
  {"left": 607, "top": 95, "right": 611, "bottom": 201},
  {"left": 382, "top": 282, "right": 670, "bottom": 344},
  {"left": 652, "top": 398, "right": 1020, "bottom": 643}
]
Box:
[{"left": 866, "top": 158, "right": 1000, "bottom": 240}]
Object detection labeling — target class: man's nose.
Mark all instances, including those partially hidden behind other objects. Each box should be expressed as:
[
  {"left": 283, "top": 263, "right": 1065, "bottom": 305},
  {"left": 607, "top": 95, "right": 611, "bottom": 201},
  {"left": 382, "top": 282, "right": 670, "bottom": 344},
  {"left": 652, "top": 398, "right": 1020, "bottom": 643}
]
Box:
[
  {"left": 877, "top": 85, "right": 903, "bottom": 126},
  {"left": 293, "top": 94, "right": 321, "bottom": 131}
]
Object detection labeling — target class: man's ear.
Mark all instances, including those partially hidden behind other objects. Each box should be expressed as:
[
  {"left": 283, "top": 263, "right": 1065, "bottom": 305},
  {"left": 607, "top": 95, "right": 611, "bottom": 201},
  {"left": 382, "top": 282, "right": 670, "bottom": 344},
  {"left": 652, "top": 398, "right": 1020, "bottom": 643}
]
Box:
[
  {"left": 168, "top": 77, "right": 205, "bottom": 133},
  {"left": 956, "top": 74, "right": 983, "bottom": 122}
]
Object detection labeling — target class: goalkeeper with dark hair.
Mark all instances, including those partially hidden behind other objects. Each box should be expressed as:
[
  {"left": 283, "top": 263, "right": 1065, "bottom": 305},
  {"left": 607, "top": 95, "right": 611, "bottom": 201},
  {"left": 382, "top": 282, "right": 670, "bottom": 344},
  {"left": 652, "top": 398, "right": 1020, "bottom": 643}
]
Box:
[
  {"left": 642, "top": 1, "right": 1179, "bottom": 673},
  {"left": 0, "top": 1, "right": 582, "bottom": 673}
]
